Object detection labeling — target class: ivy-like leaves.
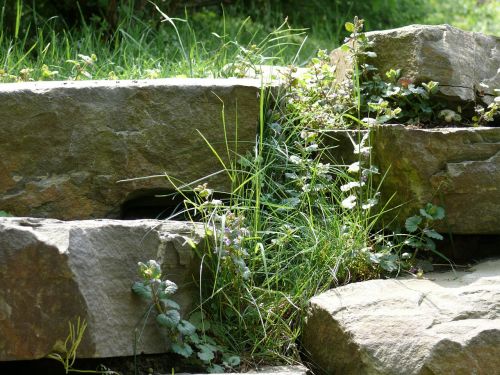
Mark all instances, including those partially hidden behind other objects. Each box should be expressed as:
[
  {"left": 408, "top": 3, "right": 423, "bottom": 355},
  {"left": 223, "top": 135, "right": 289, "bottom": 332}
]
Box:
[
  {"left": 156, "top": 310, "right": 181, "bottom": 328},
  {"left": 131, "top": 282, "right": 152, "bottom": 300},
  {"left": 171, "top": 342, "right": 193, "bottom": 358},
  {"left": 405, "top": 215, "right": 422, "bottom": 233}
]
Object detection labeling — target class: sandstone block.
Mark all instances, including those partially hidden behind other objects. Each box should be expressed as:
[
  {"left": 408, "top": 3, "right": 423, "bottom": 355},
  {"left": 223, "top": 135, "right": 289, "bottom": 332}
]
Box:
[
  {"left": 303, "top": 259, "right": 500, "bottom": 375},
  {"left": 0, "top": 217, "right": 204, "bottom": 360},
  {"left": 331, "top": 24, "right": 499, "bottom": 105},
  {"left": 0, "top": 79, "right": 265, "bottom": 219},
  {"left": 372, "top": 125, "right": 500, "bottom": 234}
]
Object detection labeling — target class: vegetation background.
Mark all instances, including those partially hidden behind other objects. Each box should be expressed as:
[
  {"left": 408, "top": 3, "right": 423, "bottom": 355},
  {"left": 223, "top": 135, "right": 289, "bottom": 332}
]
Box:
[{"left": 1, "top": 0, "right": 498, "bottom": 81}]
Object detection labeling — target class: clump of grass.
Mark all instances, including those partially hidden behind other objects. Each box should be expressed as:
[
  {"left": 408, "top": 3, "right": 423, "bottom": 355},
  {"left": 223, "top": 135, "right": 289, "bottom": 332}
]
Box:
[
  {"left": 167, "top": 20, "right": 411, "bottom": 367},
  {"left": 0, "top": 0, "right": 306, "bottom": 82}
]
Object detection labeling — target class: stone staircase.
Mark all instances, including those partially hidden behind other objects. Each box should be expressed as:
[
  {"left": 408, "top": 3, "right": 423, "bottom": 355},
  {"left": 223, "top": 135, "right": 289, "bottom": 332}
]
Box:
[{"left": 1, "top": 24, "right": 499, "bottom": 375}]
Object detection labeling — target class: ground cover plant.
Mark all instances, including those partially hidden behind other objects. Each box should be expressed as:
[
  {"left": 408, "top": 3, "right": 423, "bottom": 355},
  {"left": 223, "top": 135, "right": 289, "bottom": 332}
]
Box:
[{"left": 129, "top": 17, "right": 455, "bottom": 372}]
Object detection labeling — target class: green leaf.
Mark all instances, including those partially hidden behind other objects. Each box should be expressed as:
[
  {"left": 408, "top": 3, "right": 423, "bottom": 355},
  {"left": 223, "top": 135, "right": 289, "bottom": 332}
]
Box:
[
  {"left": 171, "top": 342, "right": 193, "bottom": 358},
  {"left": 131, "top": 282, "right": 152, "bottom": 300},
  {"left": 404, "top": 237, "right": 424, "bottom": 248},
  {"left": 197, "top": 343, "right": 216, "bottom": 363},
  {"left": 161, "top": 298, "right": 180, "bottom": 310},
  {"left": 223, "top": 355, "right": 241, "bottom": 367},
  {"left": 207, "top": 364, "right": 224, "bottom": 373},
  {"left": 419, "top": 208, "right": 433, "bottom": 220},
  {"left": 431, "top": 205, "right": 445, "bottom": 220},
  {"left": 0, "top": 210, "right": 13, "bottom": 217},
  {"left": 189, "top": 311, "right": 211, "bottom": 331},
  {"left": 156, "top": 310, "right": 180, "bottom": 328},
  {"left": 424, "top": 237, "right": 436, "bottom": 251},
  {"left": 405, "top": 216, "right": 422, "bottom": 233},
  {"left": 187, "top": 332, "right": 201, "bottom": 344},
  {"left": 423, "top": 229, "right": 443, "bottom": 241},
  {"left": 178, "top": 320, "right": 196, "bottom": 336},
  {"left": 340, "top": 44, "right": 351, "bottom": 52},
  {"left": 345, "top": 22, "right": 355, "bottom": 32}
]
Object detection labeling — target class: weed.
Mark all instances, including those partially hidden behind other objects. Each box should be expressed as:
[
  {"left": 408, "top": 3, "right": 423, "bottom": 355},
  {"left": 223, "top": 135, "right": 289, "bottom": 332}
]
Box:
[
  {"left": 132, "top": 260, "right": 240, "bottom": 373},
  {"left": 47, "top": 317, "right": 117, "bottom": 374}
]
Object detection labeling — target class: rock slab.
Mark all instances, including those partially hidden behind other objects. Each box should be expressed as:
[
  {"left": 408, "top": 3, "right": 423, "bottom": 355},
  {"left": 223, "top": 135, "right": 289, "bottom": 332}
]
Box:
[
  {"left": 0, "top": 78, "right": 265, "bottom": 220},
  {"left": 302, "top": 259, "right": 500, "bottom": 375},
  {"left": 0, "top": 217, "right": 204, "bottom": 360},
  {"left": 372, "top": 125, "right": 500, "bottom": 234},
  {"left": 331, "top": 24, "right": 499, "bottom": 105}
]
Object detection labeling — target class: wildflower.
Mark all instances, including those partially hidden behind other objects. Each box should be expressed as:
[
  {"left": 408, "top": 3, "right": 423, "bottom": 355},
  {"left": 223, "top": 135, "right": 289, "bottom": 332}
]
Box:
[
  {"left": 289, "top": 155, "right": 301, "bottom": 164},
  {"left": 340, "top": 181, "right": 365, "bottom": 192},
  {"left": 347, "top": 162, "right": 360, "bottom": 173},
  {"left": 341, "top": 195, "right": 357, "bottom": 209},
  {"left": 316, "top": 162, "right": 330, "bottom": 177},
  {"left": 361, "top": 197, "right": 378, "bottom": 210},
  {"left": 350, "top": 132, "right": 371, "bottom": 156},
  {"left": 362, "top": 165, "right": 379, "bottom": 176}
]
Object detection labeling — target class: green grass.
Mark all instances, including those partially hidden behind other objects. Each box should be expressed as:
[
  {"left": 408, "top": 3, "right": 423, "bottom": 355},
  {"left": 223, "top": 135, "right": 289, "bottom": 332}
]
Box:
[
  {"left": 1, "top": 0, "right": 495, "bottom": 370},
  {"left": 1, "top": 0, "right": 498, "bottom": 83},
  {"left": 0, "top": 1, "right": 307, "bottom": 82},
  {"left": 166, "top": 39, "right": 411, "bottom": 367}
]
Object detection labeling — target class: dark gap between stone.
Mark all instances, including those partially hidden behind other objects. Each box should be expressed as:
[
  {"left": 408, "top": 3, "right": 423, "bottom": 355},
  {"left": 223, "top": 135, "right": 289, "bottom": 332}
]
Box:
[
  {"left": 0, "top": 353, "right": 204, "bottom": 375},
  {"left": 120, "top": 188, "right": 230, "bottom": 221}
]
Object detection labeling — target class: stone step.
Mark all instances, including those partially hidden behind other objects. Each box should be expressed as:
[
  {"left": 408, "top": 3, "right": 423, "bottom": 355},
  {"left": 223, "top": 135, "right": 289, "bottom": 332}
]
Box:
[
  {"left": 303, "top": 258, "right": 500, "bottom": 375},
  {"left": 0, "top": 78, "right": 271, "bottom": 220},
  {"left": 176, "top": 365, "right": 309, "bottom": 374},
  {"left": 0, "top": 217, "right": 204, "bottom": 361}
]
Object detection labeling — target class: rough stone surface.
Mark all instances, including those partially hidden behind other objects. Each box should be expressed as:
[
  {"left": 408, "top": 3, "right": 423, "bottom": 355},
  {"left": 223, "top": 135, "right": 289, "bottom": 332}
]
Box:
[
  {"left": 372, "top": 125, "right": 500, "bottom": 234},
  {"left": 0, "top": 217, "right": 204, "bottom": 360},
  {"left": 303, "top": 259, "right": 500, "bottom": 375},
  {"left": 177, "top": 365, "right": 309, "bottom": 374},
  {"left": 0, "top": 78, "right": 266, "bottom": 220},
  {"left": 331, "top": 24, "right": 499, "bottom": 105}
]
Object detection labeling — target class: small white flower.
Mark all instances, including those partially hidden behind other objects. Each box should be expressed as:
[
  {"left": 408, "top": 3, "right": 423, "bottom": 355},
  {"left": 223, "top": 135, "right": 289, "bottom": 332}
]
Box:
[
  {"left": 350, "top": 132, "right": 371, "bottom": 156},
  {"left": 317, "top": 162, "right": 330, "bottom": 177},
  {"left": 362, "top": 165, "right": 379, "bottom": 176},
  {"left": 289, "top": 155, "right": 301, "bottom": 164},
  {"left": 347, "top": 162, "right": 361, "bottom": 173},
  {"left": 305, "top": 143, "right": 319, "bottom": 152},
  {"left": 341, "top": 195, "right": 357, "bottom": 209},
  {"left": 340, "top": 181, "right": 365, "bottom": 192},
  {"left": 361, "top": 198, "right": 378, "bottom": 210},
  {"left": 362, "top": 117, "right": 377, "bottom": 126},
  {"left": 210, "top": 199, "right": 223, "bottom": 206}
]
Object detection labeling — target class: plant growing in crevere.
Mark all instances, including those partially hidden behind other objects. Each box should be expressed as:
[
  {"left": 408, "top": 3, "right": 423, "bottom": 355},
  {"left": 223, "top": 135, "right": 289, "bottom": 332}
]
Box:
[
  {"left": 47, "top": 317, "right": 117, "bottom": 374},
  {"left": 402, "top": 203, "right": 448, "bottom": 275},
  {"left": 132, "top": 260, "right": 240, "bottom": 373}
]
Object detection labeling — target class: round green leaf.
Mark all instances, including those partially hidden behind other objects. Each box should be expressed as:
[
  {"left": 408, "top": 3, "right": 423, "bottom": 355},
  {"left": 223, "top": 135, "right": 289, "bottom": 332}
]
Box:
[
  {"left": 171, "top": 342, "right": 193, "bottom": 358},
  {"left": 131, "top": 282, "right": 152, "bottom": 300},
  {"left": 178, "top": 320, "right": 196, "bottom": 336},
  {"left": 161, "top": 298, "right": 180, "bottom": 310},
  {"left": 156, "top": 310, "right": 180, "bottom": 328},
  {"left": 405, "top": 215, "right": 422, "bottom": 233},
  {"left": 345, "top": 22, "right": 355, "bottom": 32}
]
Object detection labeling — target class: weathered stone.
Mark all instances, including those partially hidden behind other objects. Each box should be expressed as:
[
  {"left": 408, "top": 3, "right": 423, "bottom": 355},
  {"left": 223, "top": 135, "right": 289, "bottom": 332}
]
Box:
[
  {"left": 331, "top": 24, "right": 499, "bottom": 105},
  {"left": 0, "top": 79, "right": 266, "bottom": 220},
  {"left": 0, "top": 217, "right": 204, "bottom": 360},
  {"left": 177, "top": 365, "right": 309, "bottom": 375},
  {"left": 372, "top": 125, "right": 500, "bottom": 234},
  {"left": 303, "top": 259, "right": 500, "bottom": 375}
]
